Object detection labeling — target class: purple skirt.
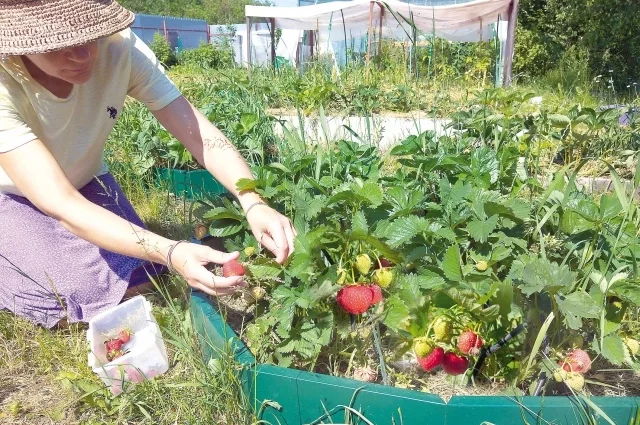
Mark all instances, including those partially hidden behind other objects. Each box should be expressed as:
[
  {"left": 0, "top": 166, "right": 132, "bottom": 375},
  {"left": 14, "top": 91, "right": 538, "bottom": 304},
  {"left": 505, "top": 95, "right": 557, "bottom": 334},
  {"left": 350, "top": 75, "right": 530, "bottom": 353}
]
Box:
[{"left": 0, "top": 173, "right": 165, "bottom": 329}]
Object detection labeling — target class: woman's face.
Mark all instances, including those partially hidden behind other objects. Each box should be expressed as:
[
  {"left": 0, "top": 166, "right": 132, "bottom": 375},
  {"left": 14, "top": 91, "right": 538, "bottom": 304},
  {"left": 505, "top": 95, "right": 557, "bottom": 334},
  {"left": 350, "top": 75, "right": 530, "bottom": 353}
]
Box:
[{"left": 23, "top": 41, "right": 99, "bottom": 85}]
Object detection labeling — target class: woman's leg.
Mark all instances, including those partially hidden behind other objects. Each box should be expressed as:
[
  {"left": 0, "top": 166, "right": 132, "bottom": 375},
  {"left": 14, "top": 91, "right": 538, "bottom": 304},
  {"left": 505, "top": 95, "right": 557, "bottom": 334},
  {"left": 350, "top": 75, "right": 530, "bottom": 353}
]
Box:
[{"left": 0, "top": 173, "right": 166, "bottom": 329}]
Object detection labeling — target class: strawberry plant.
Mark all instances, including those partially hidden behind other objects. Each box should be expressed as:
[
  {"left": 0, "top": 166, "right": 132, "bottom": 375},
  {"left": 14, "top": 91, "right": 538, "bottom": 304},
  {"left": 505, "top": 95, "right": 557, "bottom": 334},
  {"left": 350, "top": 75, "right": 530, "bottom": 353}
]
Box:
[{"left": 194, "top": 88, "right": 640, "bottom": 397}]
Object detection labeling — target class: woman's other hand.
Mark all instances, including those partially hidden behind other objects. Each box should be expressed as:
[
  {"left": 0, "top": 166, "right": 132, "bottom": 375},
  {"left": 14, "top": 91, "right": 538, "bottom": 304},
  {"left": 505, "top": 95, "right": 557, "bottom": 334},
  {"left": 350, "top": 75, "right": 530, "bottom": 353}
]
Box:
[{"left": 245, "top": 202, "right": 297, "bottom": 264}]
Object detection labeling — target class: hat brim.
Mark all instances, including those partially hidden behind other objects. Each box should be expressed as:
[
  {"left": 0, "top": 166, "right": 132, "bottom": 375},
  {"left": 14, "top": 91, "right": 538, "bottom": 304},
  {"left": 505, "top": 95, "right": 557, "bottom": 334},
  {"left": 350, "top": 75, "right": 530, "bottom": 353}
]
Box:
[{"left": 0, "top": 0, "right": 135, "bottom": 56}]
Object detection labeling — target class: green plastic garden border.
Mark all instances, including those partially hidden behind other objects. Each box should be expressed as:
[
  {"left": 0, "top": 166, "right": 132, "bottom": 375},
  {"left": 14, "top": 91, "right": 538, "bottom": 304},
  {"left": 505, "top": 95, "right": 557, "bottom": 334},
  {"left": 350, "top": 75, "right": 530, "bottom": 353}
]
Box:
[
  {"left": 155, "top": 167, "right": 227, "bottom": 200},
  {"left": 189, "top": 291, "right": 640, "bottom": 425}
]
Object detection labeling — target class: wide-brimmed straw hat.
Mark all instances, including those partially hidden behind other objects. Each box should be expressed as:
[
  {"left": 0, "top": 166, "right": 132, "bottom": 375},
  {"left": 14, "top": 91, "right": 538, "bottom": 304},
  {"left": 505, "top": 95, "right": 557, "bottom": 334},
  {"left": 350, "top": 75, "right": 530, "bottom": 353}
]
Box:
[{"left": 0, "top": 0, "right": 135, "bottom": 56}]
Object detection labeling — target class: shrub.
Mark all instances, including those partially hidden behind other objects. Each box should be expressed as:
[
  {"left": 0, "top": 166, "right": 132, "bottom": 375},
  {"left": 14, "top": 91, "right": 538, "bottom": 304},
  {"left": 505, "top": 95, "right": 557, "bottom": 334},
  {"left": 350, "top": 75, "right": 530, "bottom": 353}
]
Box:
[
  {"left": 177, "top": 42, "right": 234, "bottom": 70},
  {"left": 149, "top": 32, "right": 177, "bottom": 67}
]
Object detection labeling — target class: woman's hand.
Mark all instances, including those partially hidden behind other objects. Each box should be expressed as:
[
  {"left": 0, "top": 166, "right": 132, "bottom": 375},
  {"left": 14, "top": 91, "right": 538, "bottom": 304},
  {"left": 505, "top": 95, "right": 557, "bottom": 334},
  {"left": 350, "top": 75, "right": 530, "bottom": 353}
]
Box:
[
  {"left": 169, "top": 242, "right": 248, "bottom": 296},
  {"left": 245, "top": 202, "right": 297, "bottom": 264}
]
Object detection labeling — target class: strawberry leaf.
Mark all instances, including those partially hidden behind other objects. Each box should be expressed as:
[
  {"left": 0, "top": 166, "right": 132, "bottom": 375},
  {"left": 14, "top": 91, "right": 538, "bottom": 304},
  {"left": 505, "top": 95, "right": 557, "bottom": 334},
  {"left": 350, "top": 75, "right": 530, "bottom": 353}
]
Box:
[
  {"left": 466, "top": 214, "right": 498, "bottom": 243},
  {"left": 442, "top": 245, "right": 463, "bottom": 282}
]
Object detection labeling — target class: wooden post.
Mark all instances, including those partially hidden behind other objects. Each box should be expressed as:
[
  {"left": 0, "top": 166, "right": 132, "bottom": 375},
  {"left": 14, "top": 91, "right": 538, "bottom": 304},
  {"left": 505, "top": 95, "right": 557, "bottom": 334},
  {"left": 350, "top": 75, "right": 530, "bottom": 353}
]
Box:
[
  {"left": 378, "top": 3, "right": 384, "bottom": 57},
  {"left": 270, "top": 18, "right": 276, "bottom": 68},
  {"left": 163, "top": 20, "right": 168, "bottom": 41},
  {"left": 246, "top": 17, "right": 252, "bottom": 76},
  {"left": 502, "top": 0, "right": 519, "bottom": 87},
  {"left": 366, "top": 1, "right": 374, "bottom": 68},
  {"left": 310, "top": 30, "right": 314, "bottom": 59}
]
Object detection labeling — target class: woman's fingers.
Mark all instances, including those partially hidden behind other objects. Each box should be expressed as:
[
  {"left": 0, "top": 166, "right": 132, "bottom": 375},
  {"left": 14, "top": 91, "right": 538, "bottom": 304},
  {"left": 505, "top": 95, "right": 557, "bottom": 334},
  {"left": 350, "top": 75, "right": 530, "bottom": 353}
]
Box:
[{"left": 200, "top": 246, "right": 240, "bottom": 265}]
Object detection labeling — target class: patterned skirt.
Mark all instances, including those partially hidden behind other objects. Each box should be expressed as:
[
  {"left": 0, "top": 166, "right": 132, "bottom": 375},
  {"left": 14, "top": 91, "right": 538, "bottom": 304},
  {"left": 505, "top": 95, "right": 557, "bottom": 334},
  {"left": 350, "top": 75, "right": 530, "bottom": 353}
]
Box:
[{"left": 0, "top": 173, "right": 165, "bottom": 328}]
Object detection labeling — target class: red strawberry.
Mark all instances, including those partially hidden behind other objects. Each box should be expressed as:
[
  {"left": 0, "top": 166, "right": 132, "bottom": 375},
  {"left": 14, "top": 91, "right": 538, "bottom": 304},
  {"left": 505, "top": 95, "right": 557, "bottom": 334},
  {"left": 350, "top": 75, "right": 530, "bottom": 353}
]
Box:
[
  {"left": 560, "top": 349, "right": 592, "bottom": 374},
  {"left": 222, "top": 259, "right": 245, "bottom": 277},
  {"left": 369, "top": 284, "right": 383, "bottom": 305},
  {"left": 417, "top": 346, "right": 445, "bottom": 372},
  {"left": 442, "top": 352, "right": 468, "bottom": 375},
  {"left": 375, "top": 257, "right": 393, "bottom": 269},
  {"left": 117, "top": 329, "right": 131, "bottom": 344},
  {"left": 337, "top": 285, "right": 374, "bottom": 315},
  {"left": 457, "top": 330, "right": 483, "bottom": 356},
  {"left": 105, "top": 338, "right": 122, "bottom": 352}
]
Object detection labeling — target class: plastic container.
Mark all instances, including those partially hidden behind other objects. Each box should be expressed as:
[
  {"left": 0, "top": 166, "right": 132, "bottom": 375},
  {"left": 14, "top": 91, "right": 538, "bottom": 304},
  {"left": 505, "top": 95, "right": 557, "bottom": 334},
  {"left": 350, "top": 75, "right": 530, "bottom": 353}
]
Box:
[{"left": 87, "top": 295, "right": 169, "bottom": 394}]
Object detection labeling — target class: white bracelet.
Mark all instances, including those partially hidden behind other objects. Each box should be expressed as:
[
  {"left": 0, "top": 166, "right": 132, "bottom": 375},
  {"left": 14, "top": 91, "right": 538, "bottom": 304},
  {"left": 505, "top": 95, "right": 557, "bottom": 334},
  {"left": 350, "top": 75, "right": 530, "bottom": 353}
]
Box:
[{"left": 245, "top": 201, "right": 267, "bottom": 216}]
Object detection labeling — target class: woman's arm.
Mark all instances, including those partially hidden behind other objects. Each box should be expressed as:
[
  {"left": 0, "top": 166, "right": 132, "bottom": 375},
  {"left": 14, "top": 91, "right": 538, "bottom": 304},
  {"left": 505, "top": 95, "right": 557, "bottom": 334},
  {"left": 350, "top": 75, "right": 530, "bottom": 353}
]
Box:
[
  {"left": 0, "top": 139, "right": 246, "bottom": 296},
  {"left": 151, "top": 95, "right": 296, "bottom": 263}
]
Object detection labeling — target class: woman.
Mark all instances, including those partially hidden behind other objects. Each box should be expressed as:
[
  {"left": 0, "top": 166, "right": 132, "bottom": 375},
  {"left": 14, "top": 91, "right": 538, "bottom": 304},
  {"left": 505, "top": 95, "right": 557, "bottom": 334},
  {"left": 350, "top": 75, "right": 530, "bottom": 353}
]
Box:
[{"left": 0, "top": 0, "right": 296, "bottom": 329}]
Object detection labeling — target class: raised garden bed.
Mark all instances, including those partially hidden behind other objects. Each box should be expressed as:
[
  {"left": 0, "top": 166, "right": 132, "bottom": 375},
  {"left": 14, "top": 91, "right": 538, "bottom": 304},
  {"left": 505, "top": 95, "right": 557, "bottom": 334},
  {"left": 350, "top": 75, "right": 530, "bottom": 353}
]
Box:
[
  {"left": 155, "top": 167, "right": 227, "bottom": 200},
  {"left": 189, "top": 290, "right": 640, "bottom": 425}
]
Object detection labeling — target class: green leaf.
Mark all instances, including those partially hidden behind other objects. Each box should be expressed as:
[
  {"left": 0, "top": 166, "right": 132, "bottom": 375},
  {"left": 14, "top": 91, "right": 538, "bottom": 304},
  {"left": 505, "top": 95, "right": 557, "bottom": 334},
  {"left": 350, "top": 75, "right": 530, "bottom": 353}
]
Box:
[
  {"left": 466, "top": 214, "right": 499, "bottom": 243},
  {"left": 352, "top": 211, "right": 368, "bottom": 235},
  {"left": 442, "top": 245, "right": 463, "bottom": 282},
  {"left": 519, "top": 258, "right": 575, "bottom": 296},
  {"left": 610, "top": 280, "right": 640, "bottom": 305},
  {"left": 383, "top": 216, "right": 430, "bottom": 247},
  {"left": 595, "top": 334, "right": 629, "bottom": 366},
  {"left": 554, "top": 292, "right": 602, "bottom": 330},
  {"left": 357, "top": 181, "right": 384, "bottom": 207},
  {"left": 247, "top": 263, "right": 282, "bottom": 279},
  {"left": 203, "top": 207, "right": 244, "bottom": 221},
  {"left": 208, "top": 221, "right": 243, "bottom": 237},
  {"left": 382, "top": 295, "right": 410, "bottom": 331}
]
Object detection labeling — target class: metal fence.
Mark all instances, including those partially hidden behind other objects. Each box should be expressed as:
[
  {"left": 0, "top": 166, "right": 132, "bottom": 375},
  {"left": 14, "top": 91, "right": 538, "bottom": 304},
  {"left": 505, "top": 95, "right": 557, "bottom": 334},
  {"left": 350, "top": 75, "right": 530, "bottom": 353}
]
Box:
[{"left": 131, "top": 13, "right": 210, "bottom": 51}]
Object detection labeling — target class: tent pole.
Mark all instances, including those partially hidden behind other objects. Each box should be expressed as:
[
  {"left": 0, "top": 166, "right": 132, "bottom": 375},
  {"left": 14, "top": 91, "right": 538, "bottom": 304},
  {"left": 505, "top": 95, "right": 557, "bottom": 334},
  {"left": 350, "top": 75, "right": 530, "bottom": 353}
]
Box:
[
  {"left": 366, "top": 0, "right": 374, "bottom": 69},
  {"left": 246, "top": 17, "right": 252, "bottom": 76},
  {"left": 502, "top": 0, "right": 519, "bottom": 87},
  {"left": 270, "top": 18, "right": 276, "bottom": 68},
  {"left": 378, "top": 3, "right": 384, "bottom": 58}
]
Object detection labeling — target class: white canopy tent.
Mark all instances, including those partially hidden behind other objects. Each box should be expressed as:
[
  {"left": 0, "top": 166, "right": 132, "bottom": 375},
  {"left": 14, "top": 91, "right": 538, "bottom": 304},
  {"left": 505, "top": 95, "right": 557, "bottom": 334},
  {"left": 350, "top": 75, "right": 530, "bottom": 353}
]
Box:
[{"left": 244, "top": 0, "right": 519, "bottom": 86}]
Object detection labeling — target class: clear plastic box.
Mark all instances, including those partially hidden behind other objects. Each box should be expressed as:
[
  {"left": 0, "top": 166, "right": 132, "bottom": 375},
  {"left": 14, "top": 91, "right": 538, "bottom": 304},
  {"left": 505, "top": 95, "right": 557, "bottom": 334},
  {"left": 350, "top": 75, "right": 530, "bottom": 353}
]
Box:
[{"left": 87, "top": 295, "right": 169, "bottom": 394}]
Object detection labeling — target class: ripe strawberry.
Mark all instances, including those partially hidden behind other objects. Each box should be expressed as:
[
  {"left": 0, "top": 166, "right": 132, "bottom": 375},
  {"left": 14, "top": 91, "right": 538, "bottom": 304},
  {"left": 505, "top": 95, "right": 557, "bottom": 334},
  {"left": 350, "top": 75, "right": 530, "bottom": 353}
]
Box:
[
  {"left": 337, "top": 285, "right": 374, "bottom": 315},
  {"left": 105, "top": 338, "right": 122, "bottom": 352},
  {"left": 369, "top": 284, "right": 383, "bottom": 305},
  {"left": 417, "top": 346, "right": 445, "bottom": 372},
  {"left": 442, "top": 352, "right": 468, "bottom": 375},
  {"left": 413, "top": 338, "right": 433, "bottom": 358},
  {"left": 372, "top": 268, "right": 393, "bottom": 288},
  {"left": 457, "top": 330, "right": 483, "bottom": 356},
  {"left": 117, "top": 329, "right": 131, "bottom": 344},
  {"left": 223, "top": 259, "right": 245, "bottom": 277},
  {"left": 433, "top": 317, "right": 452, "bottom": 342},
  {"left": 375, "top": 257, "right": 393, "bottom": 269},
  {"left": 355, "top": 254, "right": 372, "bottom": 275},
  {"left": 560, "top": 349, "right": 591, "bottom": 374}
]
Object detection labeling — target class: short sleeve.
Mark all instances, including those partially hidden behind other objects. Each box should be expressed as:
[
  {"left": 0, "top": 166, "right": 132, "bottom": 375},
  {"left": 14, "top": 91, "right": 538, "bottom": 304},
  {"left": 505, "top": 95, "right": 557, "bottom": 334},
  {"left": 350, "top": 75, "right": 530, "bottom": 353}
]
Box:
[
  {"left": 127, "top": 32, "right": 182, "bottom": 111},
  {"left": 0, "top": 90, "right": 38, "bottom": 153}
]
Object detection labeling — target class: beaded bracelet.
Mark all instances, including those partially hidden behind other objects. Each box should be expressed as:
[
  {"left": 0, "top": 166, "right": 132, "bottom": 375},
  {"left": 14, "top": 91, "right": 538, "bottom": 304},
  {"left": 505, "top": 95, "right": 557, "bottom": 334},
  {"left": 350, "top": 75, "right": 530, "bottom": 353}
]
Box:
[
  {"left": 245, "top": 201, "right": 267, "bottom": 216},
  {"left": 166, "top": 240, "right": 187, "bottom": 274}
]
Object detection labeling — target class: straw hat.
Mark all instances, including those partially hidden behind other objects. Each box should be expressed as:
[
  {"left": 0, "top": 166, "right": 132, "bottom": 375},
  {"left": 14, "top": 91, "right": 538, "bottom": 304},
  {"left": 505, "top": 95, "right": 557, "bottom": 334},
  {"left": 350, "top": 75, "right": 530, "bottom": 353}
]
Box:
[{"left": 0, "top": 0, "right": 135, "bottom": 56}]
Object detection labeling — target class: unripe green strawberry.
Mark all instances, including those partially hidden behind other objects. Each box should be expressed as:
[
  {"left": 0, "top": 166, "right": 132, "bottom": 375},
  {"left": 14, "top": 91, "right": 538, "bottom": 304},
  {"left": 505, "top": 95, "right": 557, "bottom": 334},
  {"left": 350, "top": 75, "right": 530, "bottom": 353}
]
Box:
[
  {"left": 564, "top": 371, "right": 585, "bottom": 391},
  {"left": 475, "top": 261, "right": 488, "bottom": 271},
  {"left": 372, "top": 268, "right": 393, "bottom": 288},
  {"left": 244, "top": 246, "right": 256, "bottom": 257},
  {"left": 413, "top": 338, "right": 434, "bottom": 358},
  {"left": 337, "top": 268, "right": 348, "bottom": 285},
  {"left": 433, "top": 317, "right": 452, "bottom": 342},
  {"left": 624, "top": 337, "right": 639, "bottom": 356},
  {"left": 355, "top": 254, "right": 372, "bottom": 275},
  {"left": 553, "top": 369, "right": 568, "bottom": 382}
]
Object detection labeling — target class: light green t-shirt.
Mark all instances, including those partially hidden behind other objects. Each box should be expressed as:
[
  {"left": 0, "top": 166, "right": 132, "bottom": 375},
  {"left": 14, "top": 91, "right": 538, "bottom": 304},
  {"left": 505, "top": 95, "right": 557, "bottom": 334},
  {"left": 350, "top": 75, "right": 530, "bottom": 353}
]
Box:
[{"left": 0, "top": 28, "right": 181, "bottom": 196}]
